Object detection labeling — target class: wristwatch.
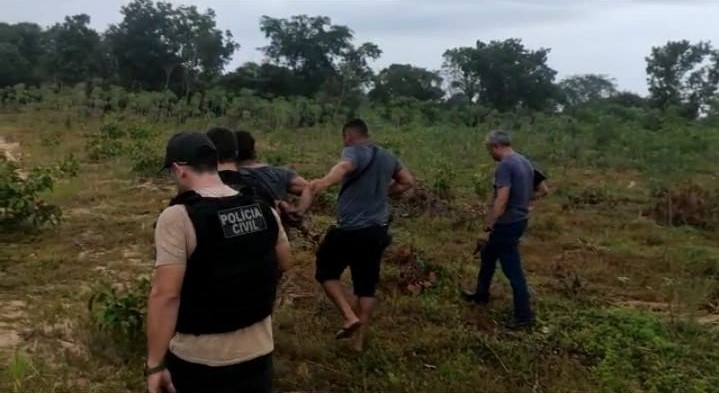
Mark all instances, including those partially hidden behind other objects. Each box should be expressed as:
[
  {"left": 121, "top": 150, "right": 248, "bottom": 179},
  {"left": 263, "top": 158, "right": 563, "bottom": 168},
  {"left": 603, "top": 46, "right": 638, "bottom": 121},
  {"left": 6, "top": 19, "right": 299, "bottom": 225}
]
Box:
[{"left": 144, "top": 362, "right": 166, "bottom": 377}]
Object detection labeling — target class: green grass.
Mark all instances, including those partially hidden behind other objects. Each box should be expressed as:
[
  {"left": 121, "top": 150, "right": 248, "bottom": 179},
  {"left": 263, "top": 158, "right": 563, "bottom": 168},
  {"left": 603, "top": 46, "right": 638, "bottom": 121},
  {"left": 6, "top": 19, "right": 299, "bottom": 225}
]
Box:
[{"left": 1, "top": 108, "right": 719, "bottom": 392}]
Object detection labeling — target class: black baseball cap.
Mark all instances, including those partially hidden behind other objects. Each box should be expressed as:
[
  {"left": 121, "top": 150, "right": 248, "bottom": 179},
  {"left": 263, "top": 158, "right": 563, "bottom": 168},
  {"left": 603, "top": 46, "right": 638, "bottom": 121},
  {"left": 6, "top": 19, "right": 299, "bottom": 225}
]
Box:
[{"left": 161, "top": 132, "right": 218, "bottom": 170}]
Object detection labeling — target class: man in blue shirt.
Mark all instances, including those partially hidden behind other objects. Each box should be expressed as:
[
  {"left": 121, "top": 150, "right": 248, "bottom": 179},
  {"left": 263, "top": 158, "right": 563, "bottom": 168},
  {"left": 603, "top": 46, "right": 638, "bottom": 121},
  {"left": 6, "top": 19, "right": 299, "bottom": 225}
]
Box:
[{"left": 463, "top": 130, "right": 537, "bottom": 329}]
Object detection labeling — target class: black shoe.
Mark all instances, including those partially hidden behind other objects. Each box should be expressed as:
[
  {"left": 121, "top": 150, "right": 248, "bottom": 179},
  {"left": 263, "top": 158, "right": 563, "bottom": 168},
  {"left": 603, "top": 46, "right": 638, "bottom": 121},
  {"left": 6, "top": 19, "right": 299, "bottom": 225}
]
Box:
[
  {"left": 505, "top": 317, "right": 535, "bottom": 330},
  {"left": 461, "top": 290, "right": 489, "bottom": 305}
]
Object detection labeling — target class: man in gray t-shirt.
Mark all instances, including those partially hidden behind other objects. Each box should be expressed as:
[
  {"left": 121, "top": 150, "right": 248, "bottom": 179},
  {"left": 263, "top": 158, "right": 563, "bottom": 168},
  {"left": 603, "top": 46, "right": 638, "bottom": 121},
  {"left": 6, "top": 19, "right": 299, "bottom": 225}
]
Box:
[
  {"left": 311, "top": 118, "right": 414, "bottom": 352},
  {"left": 463, "top": 130, "right": 537, "bottom": 329}
]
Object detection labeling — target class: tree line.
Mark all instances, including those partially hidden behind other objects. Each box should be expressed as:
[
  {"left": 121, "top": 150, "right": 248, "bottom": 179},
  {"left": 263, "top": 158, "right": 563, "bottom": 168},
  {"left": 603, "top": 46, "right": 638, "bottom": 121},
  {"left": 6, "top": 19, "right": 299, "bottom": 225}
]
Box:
[{"left": 2, "top": 0, "right": 719, "bottom": 119}]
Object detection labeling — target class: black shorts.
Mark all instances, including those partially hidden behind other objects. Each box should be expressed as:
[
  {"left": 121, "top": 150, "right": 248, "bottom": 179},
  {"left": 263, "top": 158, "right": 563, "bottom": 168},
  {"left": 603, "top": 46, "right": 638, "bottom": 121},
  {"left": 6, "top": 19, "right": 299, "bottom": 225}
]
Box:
[
  {"left": 315, "top": 225, "right": 391, "bottom": 297},
  {"left": 166, "top": 351, "right": 273, "bottom": 393}
]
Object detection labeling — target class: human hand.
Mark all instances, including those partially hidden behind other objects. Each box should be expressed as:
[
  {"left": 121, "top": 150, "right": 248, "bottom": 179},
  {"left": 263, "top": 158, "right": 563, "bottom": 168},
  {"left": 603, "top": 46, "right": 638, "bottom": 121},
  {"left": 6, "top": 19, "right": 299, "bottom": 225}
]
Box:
[
  {"left": 474, "top": 232, "right": 490, "bottom": 255},
  {"left": 147, "top": 369, "right": 175, "bottom": 393},
  {"left": 309, "top": 179, "right": 328, "bottom": 194}
]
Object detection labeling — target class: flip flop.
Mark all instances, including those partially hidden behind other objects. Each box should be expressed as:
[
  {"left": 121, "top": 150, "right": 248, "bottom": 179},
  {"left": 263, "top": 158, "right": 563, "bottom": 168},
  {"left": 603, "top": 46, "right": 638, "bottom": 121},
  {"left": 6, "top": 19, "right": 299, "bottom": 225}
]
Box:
[{"left": 335, "top": 321, "right": 361, "bottom": 340}]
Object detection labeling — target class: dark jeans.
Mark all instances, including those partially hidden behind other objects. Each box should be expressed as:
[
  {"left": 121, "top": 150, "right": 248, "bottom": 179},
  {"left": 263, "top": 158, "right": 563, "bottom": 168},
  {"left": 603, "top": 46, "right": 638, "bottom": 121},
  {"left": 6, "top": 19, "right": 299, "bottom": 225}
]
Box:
[
  {"left": 166, "top": 351, "right": 273, "bottom": 393},
  {"left": 475, "top": 219, "right": 533, "bottom": 321}
]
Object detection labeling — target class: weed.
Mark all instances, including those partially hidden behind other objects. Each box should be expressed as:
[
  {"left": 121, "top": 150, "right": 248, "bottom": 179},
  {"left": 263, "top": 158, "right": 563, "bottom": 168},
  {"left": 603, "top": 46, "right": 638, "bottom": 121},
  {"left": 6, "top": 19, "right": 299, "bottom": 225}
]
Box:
[
  {"left": 88, "top": 278, "right": 150, "bottom": 358},
  {"left": 5, "top": 352, "right": 36, "bottom": 393},
  {"left": 0, "top": 157, "right": 62, "bottom": 229}
]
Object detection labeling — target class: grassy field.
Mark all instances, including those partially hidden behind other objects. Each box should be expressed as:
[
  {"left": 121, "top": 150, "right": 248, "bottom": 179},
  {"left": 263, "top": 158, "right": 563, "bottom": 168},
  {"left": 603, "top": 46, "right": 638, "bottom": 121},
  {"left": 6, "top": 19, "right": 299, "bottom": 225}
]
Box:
[{"left": 1, "top": 107, "right": 719, "bottom": 393}]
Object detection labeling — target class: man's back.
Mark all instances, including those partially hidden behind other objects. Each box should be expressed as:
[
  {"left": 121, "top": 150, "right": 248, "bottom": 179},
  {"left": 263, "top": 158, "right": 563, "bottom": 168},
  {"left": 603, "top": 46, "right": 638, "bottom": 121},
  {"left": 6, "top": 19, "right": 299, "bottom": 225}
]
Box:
[
  {"left": 337, "top": 144, "right": 401, "bottom": 229},
  {"left": 248, "top": 165, "right": 297, "bottom": 201},
  {"left": 494, "top": 152, "right": 534, "bottom": 224}
]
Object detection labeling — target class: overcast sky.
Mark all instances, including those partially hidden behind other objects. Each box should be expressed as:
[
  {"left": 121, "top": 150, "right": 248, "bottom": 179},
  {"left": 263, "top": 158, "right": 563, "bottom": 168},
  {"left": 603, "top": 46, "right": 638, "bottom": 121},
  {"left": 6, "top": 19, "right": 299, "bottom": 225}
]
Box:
[{"left": 4, "top": 0, "right": 718, "bottom": 94}]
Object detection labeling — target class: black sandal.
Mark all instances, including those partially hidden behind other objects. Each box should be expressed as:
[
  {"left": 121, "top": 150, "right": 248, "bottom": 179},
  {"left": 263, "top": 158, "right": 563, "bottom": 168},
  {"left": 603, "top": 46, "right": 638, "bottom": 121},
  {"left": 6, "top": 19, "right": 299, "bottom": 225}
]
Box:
[{"left": 335, "top": 321, "right": 361, "bottom": 340}]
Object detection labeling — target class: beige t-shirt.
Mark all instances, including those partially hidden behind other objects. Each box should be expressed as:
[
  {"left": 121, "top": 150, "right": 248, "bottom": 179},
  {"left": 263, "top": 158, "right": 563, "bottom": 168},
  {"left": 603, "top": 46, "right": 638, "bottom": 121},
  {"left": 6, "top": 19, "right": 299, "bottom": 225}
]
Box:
[{"left": 154, "top": 184, "right": 288, "bottom": 366}]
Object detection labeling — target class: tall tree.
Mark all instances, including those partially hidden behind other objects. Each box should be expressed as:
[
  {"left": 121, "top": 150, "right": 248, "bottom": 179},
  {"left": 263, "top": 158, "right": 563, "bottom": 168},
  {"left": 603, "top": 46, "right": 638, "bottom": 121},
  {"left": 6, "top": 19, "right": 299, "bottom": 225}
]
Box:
[
  {"left": 646, "top": 40, "right": 719, "bottom": 118},
  {"left": 370, "top": 64, "right": 444, "bottom": 103},
  {"left": 559, "top": 74, "right": 617, "bottom": 108},
  {"left": 259, "top": 15, "right": 380, "bottom": 98},
  {"left": 442, "top": 47, "right": 481, "bottom": 103},
  {"left": 43, "top": 14, "right": 104, "bottom": 86},
  {"left": 0, "top": 22, "right": 44, "bottom": 85},
  {"left": 443, "top": 39, "right": 557, "bottom": 111},
  {"left": 106, "top": 0, "right": 237, "bottom": 92}
]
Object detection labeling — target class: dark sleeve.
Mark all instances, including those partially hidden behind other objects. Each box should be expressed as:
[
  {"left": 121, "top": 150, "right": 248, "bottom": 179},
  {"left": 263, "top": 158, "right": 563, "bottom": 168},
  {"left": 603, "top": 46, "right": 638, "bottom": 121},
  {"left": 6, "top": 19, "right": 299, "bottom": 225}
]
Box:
[
  {"left": 280, "top": 167, "right": 298, "bottom": 186},
  {"left": 495, "top": 161, "right": 512, "bottom": 188},
  {"left": 341, "top": 146, "right": 360, "bottom": 169},
  {"left": 533, "top": 169, "right": 547, "bottom": 189}
]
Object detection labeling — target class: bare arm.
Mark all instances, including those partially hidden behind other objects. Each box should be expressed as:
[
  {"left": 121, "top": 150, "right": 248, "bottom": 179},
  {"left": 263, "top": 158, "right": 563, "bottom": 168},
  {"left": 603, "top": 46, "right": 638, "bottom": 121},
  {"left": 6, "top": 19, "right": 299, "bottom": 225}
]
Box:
[
  {"left": 484, "top": 186, "right": 510, "bottom": 230},
  {"left": 146, "top": 264, "right": 184, "bottom": 368},
  {"left": 389, "top": 167, "right": 415, "bottom": 197},
  {"left": 272, "top": 209, "right": 292, "bottom": 272},
  {"left": 533, "top": 181, "right": 549, "bottom": 200},
  {"left": 311, "top": 160, "right": 355, "bottom": 194},
  {"left": 288, "top": 175, "right": 313, "bottom": 214}
]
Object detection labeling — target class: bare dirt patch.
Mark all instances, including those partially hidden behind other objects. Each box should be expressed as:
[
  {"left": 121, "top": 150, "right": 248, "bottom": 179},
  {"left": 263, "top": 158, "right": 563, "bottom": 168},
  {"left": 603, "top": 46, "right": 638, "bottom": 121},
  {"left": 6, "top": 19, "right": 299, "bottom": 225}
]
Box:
[{"left": 0, "top": 298, "right": 27, "bottom": 359}]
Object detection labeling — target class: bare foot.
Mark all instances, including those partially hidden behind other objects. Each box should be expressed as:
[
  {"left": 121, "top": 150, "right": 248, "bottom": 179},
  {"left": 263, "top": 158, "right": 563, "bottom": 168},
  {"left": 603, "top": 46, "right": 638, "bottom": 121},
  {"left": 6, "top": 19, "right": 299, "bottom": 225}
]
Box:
[{"left": 350, "top": 335, "right": 365, "bottom": 353}]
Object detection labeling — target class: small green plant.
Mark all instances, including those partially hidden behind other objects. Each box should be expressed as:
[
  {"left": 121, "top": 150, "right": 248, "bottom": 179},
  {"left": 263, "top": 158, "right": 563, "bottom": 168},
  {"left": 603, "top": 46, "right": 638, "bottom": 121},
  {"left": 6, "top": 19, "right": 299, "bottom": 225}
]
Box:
[
  {"left": 6, "top": 352, "right": 36, "bottom": 393},
  {"left": 128, "top": 141, "right": 163, "bottom": 177},
  {"left": 86, "top": 121, "right": 127, "bottom": 161},
  {"left": 471, "top": 163, "right": 493, "bottom": 200},
  {"left": 0, "top": 157, "right": 62, "bottom": 229},
  {"left": 430, "top": 162, "right": 456, "bottom": 200},
  {"left": 88, "top": 277, "right": 150, "bottom": 356}
]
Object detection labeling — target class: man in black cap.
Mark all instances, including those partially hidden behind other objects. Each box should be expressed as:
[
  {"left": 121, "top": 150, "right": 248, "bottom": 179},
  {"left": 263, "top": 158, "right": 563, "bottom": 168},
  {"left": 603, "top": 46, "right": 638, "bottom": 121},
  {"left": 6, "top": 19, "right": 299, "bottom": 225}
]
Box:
[{"left": 145, "top": 132, "right": 291, "bottom": 393}]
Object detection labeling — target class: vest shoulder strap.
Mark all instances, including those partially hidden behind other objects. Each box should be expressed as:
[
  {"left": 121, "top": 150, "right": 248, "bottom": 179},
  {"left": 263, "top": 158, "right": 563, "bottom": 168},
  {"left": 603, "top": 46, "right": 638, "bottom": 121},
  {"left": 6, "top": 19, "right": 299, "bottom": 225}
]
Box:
[{"left": 168, "top": 190, "right": 202, "bottom": 207}]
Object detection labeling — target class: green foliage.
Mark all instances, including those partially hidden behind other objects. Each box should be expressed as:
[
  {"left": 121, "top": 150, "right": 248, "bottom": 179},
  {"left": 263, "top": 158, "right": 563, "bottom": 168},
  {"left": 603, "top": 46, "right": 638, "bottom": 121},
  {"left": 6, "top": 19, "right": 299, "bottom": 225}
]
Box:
[
  {"left": 552, "top": 308, "right": 719, "bottom": 393},
  {"left": 128, "top": 141, "right": 163, "bottom": 177},
  {"left": 88, "top": 277, "right": 149, "bottom": 356},
  {"left": 443, "top": 38, "right": 558, "bottom": 110},
  {"left": 370, "top": 64, "right": 444, "bottom": 103},
  {"left": 86, "top": 121, "right": 127, "bottom": 161},
  {"left": 646, "top": 40, "right": 719, "bottom": 119},
  {"left": 430, "top": 162, "right": 456, "bottom": 200},
  {"left": 0, "top": 157, "right": 62, "bottom": 229}
]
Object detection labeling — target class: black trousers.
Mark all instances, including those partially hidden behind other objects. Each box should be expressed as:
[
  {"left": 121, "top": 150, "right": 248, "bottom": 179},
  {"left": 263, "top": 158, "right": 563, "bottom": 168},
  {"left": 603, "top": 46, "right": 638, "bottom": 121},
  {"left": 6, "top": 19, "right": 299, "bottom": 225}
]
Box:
[{"left": 166, "top": 351, "right": 273, "bottom": 393}]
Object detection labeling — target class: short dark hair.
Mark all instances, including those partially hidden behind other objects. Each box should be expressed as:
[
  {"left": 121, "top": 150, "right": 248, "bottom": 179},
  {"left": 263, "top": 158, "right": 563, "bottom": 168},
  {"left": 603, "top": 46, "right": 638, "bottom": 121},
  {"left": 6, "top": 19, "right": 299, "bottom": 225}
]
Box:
[
  {"left": 235, "top": 130, "right": 257, "bottom": 161},
  {"left": 206, "top": 127, "right": 237, "bottom": 163},
  {"left": 342, "top": 118, "right": 369, "bottom": 136}
]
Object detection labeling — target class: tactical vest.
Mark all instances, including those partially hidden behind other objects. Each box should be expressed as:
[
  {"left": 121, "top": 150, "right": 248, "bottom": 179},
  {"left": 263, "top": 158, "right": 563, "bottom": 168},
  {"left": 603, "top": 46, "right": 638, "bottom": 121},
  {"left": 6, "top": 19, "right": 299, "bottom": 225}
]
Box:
[{"left": 169, "top": 190, "right": 280, "bottom": 335}]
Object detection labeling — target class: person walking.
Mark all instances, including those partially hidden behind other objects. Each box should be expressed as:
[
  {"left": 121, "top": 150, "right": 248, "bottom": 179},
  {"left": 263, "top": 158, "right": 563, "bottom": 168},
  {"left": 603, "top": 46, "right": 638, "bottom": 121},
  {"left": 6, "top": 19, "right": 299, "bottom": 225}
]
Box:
[
  {"left": 145, "top": 132, "right": 291, "bottom": 393},
  {"left": 234, "top": 130, "right": 313, "bottom": 218},
  {"left": 310, "top": 118, "right": 414, "bottom": 351},
  {"left": 206, "top": 127, "right": 276, "bottom": 208},
  {"left": 463, "top": 130, "right": 536, "bottom": 329}
]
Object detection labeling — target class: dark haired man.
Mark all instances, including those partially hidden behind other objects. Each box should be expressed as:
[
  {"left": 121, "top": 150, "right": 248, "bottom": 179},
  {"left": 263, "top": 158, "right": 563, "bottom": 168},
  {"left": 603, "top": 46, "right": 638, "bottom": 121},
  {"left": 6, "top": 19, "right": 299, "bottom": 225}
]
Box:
[
  {"left": 145, "top": 132, "right": 291, "bottom": 393},
  {"left": 234, "top": 130, "right": 313, "bottom": 218},
  {"left": 206, "top": 127, "right": 276, "bottom": 208},
  {"left": 310, "top": 118, "right": 414, "bottom": 351}
]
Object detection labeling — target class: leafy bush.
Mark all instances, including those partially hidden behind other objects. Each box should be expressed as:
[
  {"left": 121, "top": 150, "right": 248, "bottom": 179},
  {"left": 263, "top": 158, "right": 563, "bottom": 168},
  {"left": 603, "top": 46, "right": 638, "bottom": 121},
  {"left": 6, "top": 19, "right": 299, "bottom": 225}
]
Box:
[
  {"left": 0, "top": 157, "right": 62, "bottom": 229},
  {"left": 86, "top": 121, "right": 127, "bottom": 161},
  {"left": 128, "top": 141, "right": 163, "bottom": 177},
  {"left": 88, "top": 277, "right": 149, "bottom": 357}
]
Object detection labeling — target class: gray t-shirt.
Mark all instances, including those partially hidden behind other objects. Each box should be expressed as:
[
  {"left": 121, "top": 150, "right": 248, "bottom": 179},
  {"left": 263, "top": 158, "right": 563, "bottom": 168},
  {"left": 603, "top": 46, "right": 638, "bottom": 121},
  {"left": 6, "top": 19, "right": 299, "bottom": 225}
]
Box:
[
  {"left": 493, "top": 152, "right": 534, "bottom": 224},
  {"left": 250, "top": 166, "right": 297, "bottom": 201},
  {"left": 337, "top": 144, "right": 402, "bottom": 230}
]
